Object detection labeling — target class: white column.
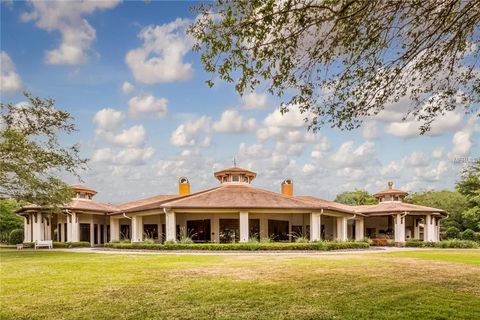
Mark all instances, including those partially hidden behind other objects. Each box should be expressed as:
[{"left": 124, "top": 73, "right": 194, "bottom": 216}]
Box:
[
  {"left": 436, "top": 218, "right": 441, "bottom": 242},
  {"left": 110, "top": 218, "right": 120, "bottom": 242},
  {"left": 424, "top": 214, "right": 435, "bottom": 242},
  {"left": 394, "top": 214, "right": 406, "bottom": 243},
  {"left": 70, "top": 212, "right": 79, "bottom": 242},
  {"left": 131, "top": 216, "right": 143, "bottom": 242},
  {"left": 44, "top": 216, "right": 52, "bottom": 241},
  {"left": 212, "top": 214, "right": 219, "bottom": 243},
  {"left": 259, "top": 214, "right": 268, "bottom": 240},
  {"left": 239, "top": 211, "right": 249, "bottom": 243},
  {"left": 23, "top": 215, "right": 31, "bottom": 242},
  {"left": 355, "top": 217, "right": 364, "bottom": 241},
  {"left": 413, "top": 218, "right": 420, "bottom": 240},
  {"left": 67, "top": 213, "right": 73, "bottom": 243},
  {"left": 31, "top": 213, "right": 43, "bottom": 242},
  {"left": 165, "top": 210, "right": 176, "bottom": 242},
  {"left": 310, "top": 212, "right": 322, "bottom": 241},
  {"left": 336, "top": 217, "right": 348, "bottom": 241}
]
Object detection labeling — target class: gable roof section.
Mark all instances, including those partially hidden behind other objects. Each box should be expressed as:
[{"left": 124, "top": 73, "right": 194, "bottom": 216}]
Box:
[
  {"left": 117, "top": 194, "right": 179, "bottom": 212},
  {"left": 295, "top": 196, "right": 357, "bottom": 214},
  {"left": 352, "top": 202, "right": 446, "bottom": 215}
]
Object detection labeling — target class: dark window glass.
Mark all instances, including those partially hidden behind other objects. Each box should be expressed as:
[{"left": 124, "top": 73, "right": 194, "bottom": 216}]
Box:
[
  {"left": 64, "top": 223, "right": 68, "bottom": 242},
  {"left": 249, "top": 219, "right": 260, "bottom": 240},
  {"left": 291, "top": 225, "right": 303, "bottom": 238},
  {"left": 94, "top": 224, "right": 98, "bottom": 244},
  {"left": 219, "top": 219, "right": 239, "bottom": 243},
  {"left": 144, "top": 224, "right": 159, "bottom": 240},
  {"left": 106, "top": 225, "right": 110, "bottom": 243},
  {"left": 120, "top": 225, "right": 130, "bottom": 240},
  {"left": 58, "top": 223, "right": 62, "bottom": 241},
  {"left": 80, "top": 224, "right": 90, "bottom": 242},
  {"left": 186, "top": 220, "right": 211, "bottom": 243},
  {"left": 268, "top": 220, "right": 289, "bottom": 241},
  {"left": 100, "top": 225, "right": 104, "bottom": 244},
  {"left": 232, "top": 175, "right": 239, "bottom": 182}
]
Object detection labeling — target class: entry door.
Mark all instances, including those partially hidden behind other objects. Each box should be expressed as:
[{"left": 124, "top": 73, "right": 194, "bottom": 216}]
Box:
[
  {"left": 79, "top": 223, "right": 90, "bottom": 242},
  {"left": 186, "top": 220, "right": 211, "bottom": 243}
]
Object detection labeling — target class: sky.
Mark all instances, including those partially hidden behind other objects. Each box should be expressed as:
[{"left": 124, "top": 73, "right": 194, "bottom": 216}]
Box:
[{"left": 1, "top": 0, "right": 479, "bottom": 204}]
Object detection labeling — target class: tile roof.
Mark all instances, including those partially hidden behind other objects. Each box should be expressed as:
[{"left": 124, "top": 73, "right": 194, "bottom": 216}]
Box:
[
  {"left": 71, "top": 184, "right": 97, "bottom": 194},
  {"left": 352, "top": 202, "right": 446, "bottom": 215},
  {"left": 159, "top": 184, "right": 353, "bottom": 212},
  {"left": 114, "top": 194, "right": 181, "bottom": 214},
  {"left": 295, "top": 196, "right": 357, "bottom": 214}
]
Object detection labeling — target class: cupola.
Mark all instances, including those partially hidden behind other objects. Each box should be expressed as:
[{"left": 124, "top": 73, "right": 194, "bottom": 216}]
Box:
[
  {"left": 214, "top": 166, "right": 257, "bottom": 184},
  {"left": 373, "top": 181, "right": 408, "bottom": 202},
  {"left": 71, "top": 184, "right": 97, "bottom": 201}
]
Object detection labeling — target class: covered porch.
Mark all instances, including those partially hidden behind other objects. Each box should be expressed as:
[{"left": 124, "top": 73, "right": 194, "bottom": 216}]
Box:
[{"left": 109, "top": 209, "right": 365, "bottom": 243}]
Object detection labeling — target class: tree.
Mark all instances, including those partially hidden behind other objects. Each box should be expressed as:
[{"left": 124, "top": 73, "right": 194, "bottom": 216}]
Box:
[
  {"left": 456, "top": 159, "right": 480, "bottom": 230},
  {"left": 0, "top": 92, "right": 87, "bottom": 206},
  {"left": 335, "top": 190, "right": 378, "bottom": 206},
  {"left": 405, "top": 190, "right": 468, "bottom": 231},
  {"left": 0, "top": 199, "right": 22, "bottom": 243},
  {"left": 190, "top": 0, "right": 479, "bottom": 133}
]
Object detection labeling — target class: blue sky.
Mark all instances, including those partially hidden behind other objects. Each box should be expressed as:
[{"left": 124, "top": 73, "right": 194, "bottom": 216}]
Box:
[{"left": 1, "top": 0, "right": 478, "bottom": 203}]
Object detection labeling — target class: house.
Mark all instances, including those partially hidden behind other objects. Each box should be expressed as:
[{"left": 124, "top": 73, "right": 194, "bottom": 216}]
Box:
[{"left": 17, "top": 166, "right": 446, "bottom": 246}]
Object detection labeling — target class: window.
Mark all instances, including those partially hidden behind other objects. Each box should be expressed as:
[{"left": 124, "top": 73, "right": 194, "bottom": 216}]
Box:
[
  {"left": 79, "top": 193, "right": 86, "bottom": 199},
  {"left": 58, "top": 223, "right": 62, "bottom": 241},
  {"left": 120, "top": 225, "right": 130, "bottom": 240},
  {"left": 243, "top": 176, "right": 249, "bottom": 183},
  {"left": 144, "top": 224, "right": 159, "bottom": 240},
  {"left": 249, "top": 219, "right": 260, "bottom": 241},
  {"left": 94, "top": 224, "right": 98, "bottom": 244},
  {"left": 219, "top": 219, "right": 239, "bottom": 243},
  {"left": 80, "top": 223, "right": 90, "bottom": 242},
  {"left": 186, "top": 220, "right": 211, "bottom": 243},
  {"left": 268, "top": 220, "right": 289, "bottom": 242},
  {"left": 393, "top": 196, "right": 399, "bottom": 201},
  {"left": 232, "top": 175, "right": 239, "bottom": 182},
  {"left": 64, "top": 223, "right": 68, "bottom": 242},
  {"left": 100, "top": 225, "right": 104, "bottom": 244},
  {"left": 222, "top": 176, "right": 228, "bottom": 183}
]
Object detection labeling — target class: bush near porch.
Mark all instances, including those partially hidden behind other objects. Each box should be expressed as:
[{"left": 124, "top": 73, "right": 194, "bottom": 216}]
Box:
[
  {"left": 104, "top": 241, "right": 369, "bottom": 251},
  {"left": 405, "top": 239, "right": 479, "bottom": 248},
  {"left": 52, "top": 242, "right": 91, "bottom": 248}
]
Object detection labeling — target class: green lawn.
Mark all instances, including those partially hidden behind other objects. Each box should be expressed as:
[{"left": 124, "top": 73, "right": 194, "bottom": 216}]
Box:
[{"left": 1, "top": 249, "right": 479, "bottom": 319}]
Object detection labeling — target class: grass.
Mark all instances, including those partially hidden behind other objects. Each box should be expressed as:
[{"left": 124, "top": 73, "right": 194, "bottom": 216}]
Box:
[{"left": 1, "top": 248, "right": 479, "bottom": 319}]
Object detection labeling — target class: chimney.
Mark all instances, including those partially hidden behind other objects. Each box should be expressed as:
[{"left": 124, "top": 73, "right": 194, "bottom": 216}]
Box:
[
  {"left": 281, "top": 179, "right": 293, "bottom": 196},
  {"left": 178, "top": 177, "right": 190, "bottom": 196},
  {"left": 388, "top": 181, "right": 394, "bottom": 189}
]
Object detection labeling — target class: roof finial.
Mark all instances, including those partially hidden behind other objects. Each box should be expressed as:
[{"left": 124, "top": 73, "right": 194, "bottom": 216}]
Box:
[
  {"left": 388, "top": 181, "right": 394, "bottom": 189},
  {"left": 233, "top": 157, "right": 237, "bottom": 167}
]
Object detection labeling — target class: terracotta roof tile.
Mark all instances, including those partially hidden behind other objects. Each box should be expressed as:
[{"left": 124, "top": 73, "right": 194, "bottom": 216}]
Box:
[
  {"left": 295, "top": 196, "right": 357, "bottom": 214},
  {"left": 352, "top": 202, "right": 446, "bottom": 215},
  {"left": 160, "top": 184, "right": 353, "bottom": 212}
]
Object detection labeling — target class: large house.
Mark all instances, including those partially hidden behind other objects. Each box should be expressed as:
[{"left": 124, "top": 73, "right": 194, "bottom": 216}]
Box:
[{"left": 17, "top": 166, "right": 446, "bottom": 246}]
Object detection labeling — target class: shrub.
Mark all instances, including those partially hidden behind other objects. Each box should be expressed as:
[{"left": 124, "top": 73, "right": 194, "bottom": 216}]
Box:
[
  {"left": 104, "top": 241, "right": 369, "bottom": 251},
  {"left": 460, "top": 229, "right": 476, "bottom": 241},
  {"left": 405, "top": 239, "right": 478, "bottom": 248},
  {"left": 8, "top": 229, "right": 24, "bottom": 244},
  {"left": 52, "top": 242, "right": 90, "bottom": 248},
  {"left": 444, "top": 226, "right": 461, "bottom": 239}
]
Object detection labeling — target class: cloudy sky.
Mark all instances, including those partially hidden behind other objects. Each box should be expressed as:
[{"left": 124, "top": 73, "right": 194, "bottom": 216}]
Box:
[{"left": 1, "top": 1, "right": 478, "bottom": 203}]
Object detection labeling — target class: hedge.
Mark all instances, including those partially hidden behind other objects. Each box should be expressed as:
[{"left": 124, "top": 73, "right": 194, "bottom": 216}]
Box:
[
  {"left": 104, "top": 241, "right": 370, "bottom": 251},
  {"left": 405, "top": 239, "right": 479, "bottom": 248},
  {"left": 52, "top": 242, "right": 91, "bottom": 248},
  {"left": 8, "top": 229, "right": 24, "bottom": 245}
]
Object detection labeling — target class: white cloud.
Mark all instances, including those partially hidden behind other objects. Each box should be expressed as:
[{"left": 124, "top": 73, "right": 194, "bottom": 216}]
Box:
[
  {"left": 0, "top": 51, "right": 22, "bottom": 92},
  {"left": 330, "top": 141, "right": 375, "bottom": 168},
  {"left": 128, "top": 94, "right": 168, "bottom": 118},
  {"left": 92, "top": 148, "right": 113, "bottom": 163},
  {"left": 93, "top": 108, "right": 125, "bottom": 132},
  {"left": 242, "top": 91, "right": 268, "bottom": 109},
  {"left": 450, "top": 130, "right": 472, "bottom": 158},
  {"left": 380, "top": 161, "right": 402, "bottom": 178},
  {"left": 113, "top": 147, "right": 155, "bottom": 165},
  {"left": 170, "top": 116, "right": 212, "bottom": 147},
  {"left": 121, "top": 81, "right": 134, "bottom": 94},
  {"left": 415, "top": 161, "right": 449, "bottom": 181},
  {"left": 113, "top": 125, "right": 147, "bottom": 147},
  {"left": 302, "top": 163, "right": 316, "bottom": 174},
  {"left": 125, "top": 18, "right": 193, "bottom": 84},
  {"left": 21, "top": 0, "right": 120, "bottom": 64},
  {"left": 213, "top": 109, "right": 256, "bottom": 133},
  {"left": 263, "top": 107, "right": 306, "bottom": 128},
  {"left": 432, "top": 147, "right": 444, "bottom": 159},
  {"left": 403, "top": 151, "right": 429, "bottom": 167},
  {"left": 362, "top": 121, "right": 380, "bottom": 140}
]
